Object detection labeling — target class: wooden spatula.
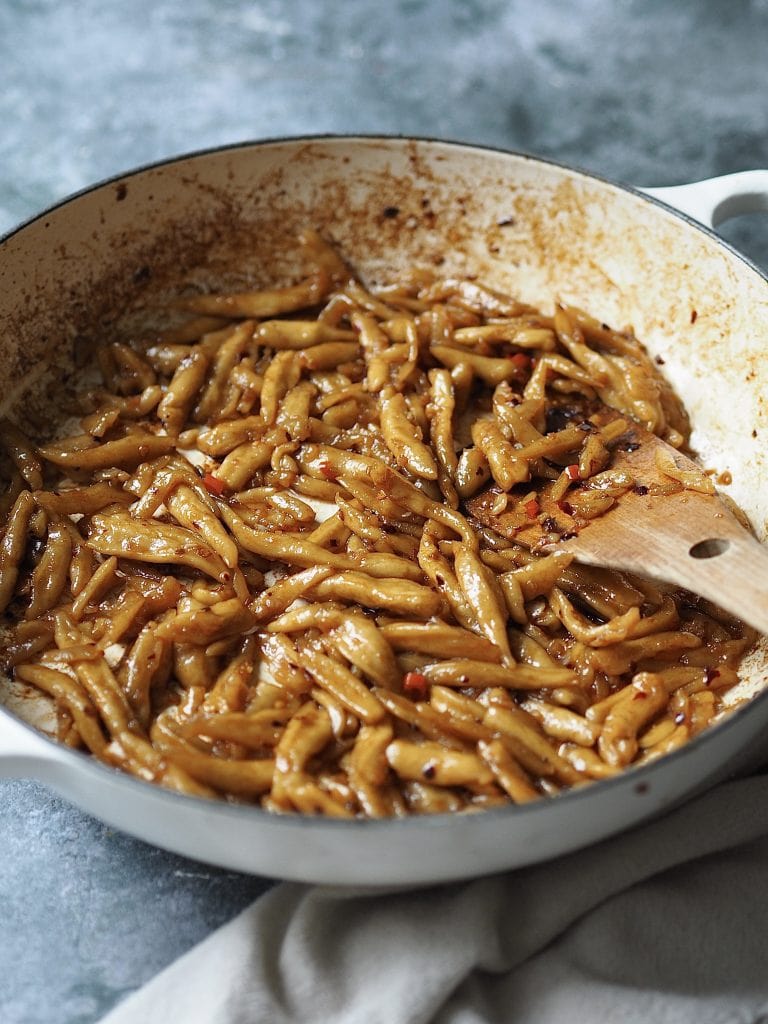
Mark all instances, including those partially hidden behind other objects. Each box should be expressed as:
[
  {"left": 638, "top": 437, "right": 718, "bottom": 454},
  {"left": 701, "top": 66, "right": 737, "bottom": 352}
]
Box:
[{"left": 468, "top": 424, "right": 768, "bottom": 635}]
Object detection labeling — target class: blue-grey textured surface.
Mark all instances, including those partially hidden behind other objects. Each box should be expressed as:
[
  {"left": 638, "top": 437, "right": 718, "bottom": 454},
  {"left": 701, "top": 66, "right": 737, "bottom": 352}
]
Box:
[{"left": 1, "top": 1, "right": 768, "bottom": 1022}]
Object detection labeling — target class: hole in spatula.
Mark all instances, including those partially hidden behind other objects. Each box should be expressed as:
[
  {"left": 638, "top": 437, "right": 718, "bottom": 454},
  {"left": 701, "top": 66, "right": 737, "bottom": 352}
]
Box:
[{"left": 689, "top": 538, "right": 730, "bottom": 559}]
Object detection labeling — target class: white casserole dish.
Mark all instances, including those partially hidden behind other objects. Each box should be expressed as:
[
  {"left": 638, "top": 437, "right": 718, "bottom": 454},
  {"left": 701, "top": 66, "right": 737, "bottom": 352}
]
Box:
[{"left": 1, "top": 137, "right": 767, "bottom": 884}]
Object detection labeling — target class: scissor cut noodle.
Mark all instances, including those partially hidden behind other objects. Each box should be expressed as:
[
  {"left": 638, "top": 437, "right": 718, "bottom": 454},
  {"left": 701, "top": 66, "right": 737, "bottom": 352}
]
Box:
[{"left": 0, "top": 234, "right": 754, "bottom": 816}]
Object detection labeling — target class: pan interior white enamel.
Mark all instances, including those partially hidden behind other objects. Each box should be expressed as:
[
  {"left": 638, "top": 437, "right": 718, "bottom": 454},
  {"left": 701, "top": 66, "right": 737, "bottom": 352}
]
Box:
[{"left": 1, "top": 139, "right": 767, "bottom": 764}]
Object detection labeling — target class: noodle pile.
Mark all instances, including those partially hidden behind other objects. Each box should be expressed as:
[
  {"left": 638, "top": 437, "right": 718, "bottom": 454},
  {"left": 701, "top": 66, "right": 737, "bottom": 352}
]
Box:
[{"left": 0, "top": 230, "right": 754, "bottom": 817}]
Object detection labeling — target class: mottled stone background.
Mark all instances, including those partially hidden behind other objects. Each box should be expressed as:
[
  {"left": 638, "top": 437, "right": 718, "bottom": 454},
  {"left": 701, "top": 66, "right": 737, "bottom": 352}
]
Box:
[{"left": 1, "top": 1, "right": 767, "bottom": 1021}]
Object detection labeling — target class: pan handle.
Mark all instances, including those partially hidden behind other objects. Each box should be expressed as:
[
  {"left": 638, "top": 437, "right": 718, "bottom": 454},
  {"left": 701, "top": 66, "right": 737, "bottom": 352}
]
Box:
[
  {"left": 0, "top": 708, "right": 62, "bottom": 777},
  {"left": 642, "top": 170, "right": 768, "bottom": 229}
]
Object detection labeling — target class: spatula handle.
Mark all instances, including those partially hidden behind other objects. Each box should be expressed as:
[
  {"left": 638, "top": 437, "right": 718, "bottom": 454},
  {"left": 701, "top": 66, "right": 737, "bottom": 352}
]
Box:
[
  {"left": 578, "top": 513, "right": 768, "bottom": 634},
  {"left": 664, "top": 529, "right": 768, "bottom": 634}
]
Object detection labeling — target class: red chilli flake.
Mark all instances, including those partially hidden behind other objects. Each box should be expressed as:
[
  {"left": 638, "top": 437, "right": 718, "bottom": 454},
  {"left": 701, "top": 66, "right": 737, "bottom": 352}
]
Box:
[
  {"left": 509, "top": 352, "right": 531, "bottom": 370},
  {"left": 319, "top": 461, "right": 339, "bottom": 481},
  {"left": 202, "top": 473, "right": 226, "bottom": 496},
  {"left": 403, "top": 671, "right": 428, "bottom": 696},
  {"left": 632, "top": 690, "right": 648, "bottom": 701},
  {"left": 565, "top": 464, "right": 580, "bottom": 482},
  {"left": 524, "top": 499, "right": 540, "bottom": 518}
]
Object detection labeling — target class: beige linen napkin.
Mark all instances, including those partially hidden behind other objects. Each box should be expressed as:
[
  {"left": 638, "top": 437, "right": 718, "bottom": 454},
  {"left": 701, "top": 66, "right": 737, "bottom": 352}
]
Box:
[{"left": 101, "top": 774, "right": 768, "bottom": 1024}]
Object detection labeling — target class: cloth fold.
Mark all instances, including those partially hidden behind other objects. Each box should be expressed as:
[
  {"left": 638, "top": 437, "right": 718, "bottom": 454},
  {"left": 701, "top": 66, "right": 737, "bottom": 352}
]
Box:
[{"left": 101, "top": 774, "right": 768, "bottom": 1024}]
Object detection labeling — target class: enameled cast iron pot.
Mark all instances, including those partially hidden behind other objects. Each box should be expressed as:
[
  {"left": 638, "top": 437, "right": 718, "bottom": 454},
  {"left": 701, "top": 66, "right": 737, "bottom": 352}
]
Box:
[{"left": 1, "top": 138, "right": 768, "bottom": 885}]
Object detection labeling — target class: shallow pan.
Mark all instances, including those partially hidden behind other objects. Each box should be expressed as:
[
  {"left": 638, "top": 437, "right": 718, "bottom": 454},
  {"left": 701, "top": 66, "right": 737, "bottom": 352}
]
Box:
[{"left": 1, "top": 137, "right": 768, "bottom": 885}]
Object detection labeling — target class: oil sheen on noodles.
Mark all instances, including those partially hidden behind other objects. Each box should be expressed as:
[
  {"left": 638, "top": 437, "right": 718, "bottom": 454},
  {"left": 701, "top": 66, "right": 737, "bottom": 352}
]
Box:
[{"left": 0, "top": 230, "right": 754, "bottom": 817}]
